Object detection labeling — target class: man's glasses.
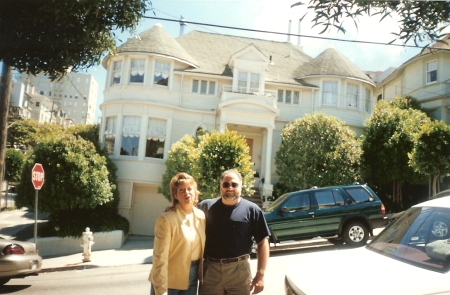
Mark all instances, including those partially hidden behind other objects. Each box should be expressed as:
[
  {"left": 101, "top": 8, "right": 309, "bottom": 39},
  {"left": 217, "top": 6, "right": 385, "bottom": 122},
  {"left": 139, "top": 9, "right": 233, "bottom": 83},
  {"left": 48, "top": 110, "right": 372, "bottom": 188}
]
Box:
[{"left": 222, "top": 182, "right": 239, "bottom": 189}]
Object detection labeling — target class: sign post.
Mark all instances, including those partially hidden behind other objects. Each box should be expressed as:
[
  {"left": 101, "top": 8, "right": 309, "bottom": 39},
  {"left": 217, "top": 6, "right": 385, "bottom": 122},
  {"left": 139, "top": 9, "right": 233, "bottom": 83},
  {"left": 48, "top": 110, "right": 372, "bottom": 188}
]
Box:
[{"left": 31, "top": 163, "right": 44, "bottom": 244}]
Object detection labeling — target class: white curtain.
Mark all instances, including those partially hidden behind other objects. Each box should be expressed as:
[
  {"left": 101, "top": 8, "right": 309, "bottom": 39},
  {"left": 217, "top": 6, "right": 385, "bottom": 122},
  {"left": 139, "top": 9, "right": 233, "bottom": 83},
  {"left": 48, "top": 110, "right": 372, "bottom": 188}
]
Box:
[
  {"left": 113, "top": 60, "right": 122, "bottom": 71},
  {"left": 322, "top": 82, "right": 337, "bottom": 105},
  {"left": 105, "top": 117, "right": 116, "bottom": 135},
  {"left": 122, "top": 116, "right": 141, "bottom": 137},
  {"left": 147, "top": 118, "right": 166, "bottom": 142},
  {"left": 346, "top": 84, "right": 358, "bottom": 107},
  {"left": 130, "top": 59, "right": 145, "bottom": 77}
]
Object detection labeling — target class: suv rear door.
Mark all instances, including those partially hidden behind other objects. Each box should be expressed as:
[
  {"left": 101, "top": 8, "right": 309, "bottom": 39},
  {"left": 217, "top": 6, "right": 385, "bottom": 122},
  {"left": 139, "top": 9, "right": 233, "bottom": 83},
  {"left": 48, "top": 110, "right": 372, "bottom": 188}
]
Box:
[
  {"left": 268, "top": 191, "right": 317, "bottom": 241},
  {"left": 313, "top": 189, "right": 348, "bottom": 236}
]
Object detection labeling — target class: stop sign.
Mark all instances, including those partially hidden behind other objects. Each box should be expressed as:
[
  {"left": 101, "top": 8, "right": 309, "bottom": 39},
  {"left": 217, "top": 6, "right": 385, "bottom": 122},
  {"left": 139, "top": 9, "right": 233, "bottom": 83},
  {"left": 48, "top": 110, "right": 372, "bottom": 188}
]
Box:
[{"left": 31, "top": 163, "right": 45, "bottom": 190}]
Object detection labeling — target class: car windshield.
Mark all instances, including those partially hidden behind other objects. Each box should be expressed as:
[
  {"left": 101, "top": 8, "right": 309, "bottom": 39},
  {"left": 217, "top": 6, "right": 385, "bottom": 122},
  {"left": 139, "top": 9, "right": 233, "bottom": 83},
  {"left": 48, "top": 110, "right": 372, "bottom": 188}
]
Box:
[
  {"left": 367, "top": 206, "right": 450, "bottom": 273},
  {"left": 265, "top": 192, "right": 291, "bottom": 212}
]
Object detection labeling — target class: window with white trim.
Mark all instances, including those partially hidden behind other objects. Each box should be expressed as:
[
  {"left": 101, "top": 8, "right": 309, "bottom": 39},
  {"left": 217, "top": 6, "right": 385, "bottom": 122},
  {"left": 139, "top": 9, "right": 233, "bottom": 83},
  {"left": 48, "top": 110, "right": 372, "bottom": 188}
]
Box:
[
  {"left": 129, "top": 59, "right": 145, "bottom": 83},
  {"left": 121, "top": 116, "right": 140, "bottom": 156},
  {"left": 154, "top": 60, "right": 170, "bottom": 86},
  {"left": 145, "top": 118, "right": 166, "bottom": 159},
  {"left": 346, "top": 84, "right": 359, "bottom": 108},
  {"left": 112, "top": 60, "right": 122, "bottom": 85},
  {"left": 365, "top": 88, "right": 371, "bottom": 113},
  {"left": 104, "top": 117, "right": 116, "bottom": 155},
  {"left": 426, "top": 60, "right": 437, "bottom": 83},
  {"left": 192, "top": 79, "right": 216, "bottom": 95},
  {"left": 322, "top": 81, "right": 338, "bottom": 106},
  {"left": 237, "top": 72, "right": 259, "bottom": 93},
  {"left": 277, "top": 89, "right": 300, "bottom": 105}
]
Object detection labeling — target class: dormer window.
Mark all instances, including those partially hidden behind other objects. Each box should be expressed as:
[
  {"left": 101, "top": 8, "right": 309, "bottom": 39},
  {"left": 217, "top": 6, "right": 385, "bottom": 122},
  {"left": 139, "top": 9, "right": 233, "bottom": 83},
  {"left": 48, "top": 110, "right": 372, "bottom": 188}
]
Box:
[
  {"left": 154, "top": 61, "right": 170, "bottom": 86},
  {"left": 426, "top": 60, "right": 437, "bottom": 84},
  {"left": 237, "top": 72, "right": 260, "bottom": 93}
]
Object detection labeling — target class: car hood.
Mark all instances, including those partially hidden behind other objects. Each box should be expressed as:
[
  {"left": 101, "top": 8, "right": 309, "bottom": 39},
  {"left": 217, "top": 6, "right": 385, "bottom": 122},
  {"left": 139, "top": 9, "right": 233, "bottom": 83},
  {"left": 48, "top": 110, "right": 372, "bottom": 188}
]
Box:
[{"left": 285, "top": 246, "right": 450, "bottom": 295}]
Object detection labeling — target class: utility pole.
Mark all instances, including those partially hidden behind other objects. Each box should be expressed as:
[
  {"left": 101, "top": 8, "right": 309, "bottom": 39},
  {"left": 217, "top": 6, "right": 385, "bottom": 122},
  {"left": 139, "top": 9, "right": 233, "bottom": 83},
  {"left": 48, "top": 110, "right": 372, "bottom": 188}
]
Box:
[{"left": 0, "top": 62, "right": 12, "bottom": 193}]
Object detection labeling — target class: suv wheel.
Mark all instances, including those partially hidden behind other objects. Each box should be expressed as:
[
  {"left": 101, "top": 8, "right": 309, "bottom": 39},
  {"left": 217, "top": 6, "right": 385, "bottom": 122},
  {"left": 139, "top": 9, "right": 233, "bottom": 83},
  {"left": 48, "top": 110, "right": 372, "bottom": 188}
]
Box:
[{"left": 343, "top": 221, "right": 369, "bottom": 247}]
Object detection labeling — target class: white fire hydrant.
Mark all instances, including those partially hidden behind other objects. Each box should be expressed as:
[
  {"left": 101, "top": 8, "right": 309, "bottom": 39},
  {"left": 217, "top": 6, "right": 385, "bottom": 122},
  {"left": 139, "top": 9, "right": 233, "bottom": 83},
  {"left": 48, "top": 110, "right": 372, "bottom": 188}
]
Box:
[{"left": 80, "top": 227, "right": 94, "bottom": 262}]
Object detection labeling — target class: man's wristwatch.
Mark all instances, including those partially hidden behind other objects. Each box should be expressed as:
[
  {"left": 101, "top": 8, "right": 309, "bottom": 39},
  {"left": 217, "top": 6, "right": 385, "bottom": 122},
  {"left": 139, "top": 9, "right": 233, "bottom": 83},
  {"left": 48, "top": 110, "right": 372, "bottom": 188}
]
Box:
[{"left": 258, "top": 269, "right": 265, "bottom": 275}]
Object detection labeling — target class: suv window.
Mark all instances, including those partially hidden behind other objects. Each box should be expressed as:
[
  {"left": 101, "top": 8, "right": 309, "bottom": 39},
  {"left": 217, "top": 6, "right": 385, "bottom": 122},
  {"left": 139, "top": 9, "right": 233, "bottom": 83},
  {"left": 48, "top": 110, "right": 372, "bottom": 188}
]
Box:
[
  {"left": 315, "top": 190, "right": 345, "bottom": 208},
  {"left": 344, "top": 187, "right": 372, "bottom": 203},
  {"left": 284, "top": 193, "right": 310, "bottom": 210}
]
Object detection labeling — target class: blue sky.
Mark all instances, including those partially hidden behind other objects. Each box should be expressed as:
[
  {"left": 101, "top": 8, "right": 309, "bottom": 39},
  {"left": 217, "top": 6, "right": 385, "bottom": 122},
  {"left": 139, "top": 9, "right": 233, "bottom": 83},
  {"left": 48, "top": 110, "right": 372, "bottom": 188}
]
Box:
[{"left": 87, "top": 0, "right": 428, "bottom": 122}]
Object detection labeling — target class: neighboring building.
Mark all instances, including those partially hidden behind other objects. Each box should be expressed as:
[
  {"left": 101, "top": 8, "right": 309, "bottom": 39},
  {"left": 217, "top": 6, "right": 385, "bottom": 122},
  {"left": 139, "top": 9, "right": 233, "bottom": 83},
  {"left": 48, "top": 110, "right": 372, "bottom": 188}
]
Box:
[
  {"left": 17, "top": 72, "right": 98, "bottom": 125},
  {"left": 100, "top": 24, "right": 376, "bottom": 235},
  {"left": 375, "top": 35, "right": 450, "bottom": 124}
]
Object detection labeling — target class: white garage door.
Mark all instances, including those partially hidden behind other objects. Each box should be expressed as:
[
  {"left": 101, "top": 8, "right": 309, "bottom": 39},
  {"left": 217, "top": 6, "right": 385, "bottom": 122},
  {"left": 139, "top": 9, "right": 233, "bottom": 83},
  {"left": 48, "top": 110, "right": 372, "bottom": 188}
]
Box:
[{"left": 130, "top": 184, "right": 171, "bottom": 236}]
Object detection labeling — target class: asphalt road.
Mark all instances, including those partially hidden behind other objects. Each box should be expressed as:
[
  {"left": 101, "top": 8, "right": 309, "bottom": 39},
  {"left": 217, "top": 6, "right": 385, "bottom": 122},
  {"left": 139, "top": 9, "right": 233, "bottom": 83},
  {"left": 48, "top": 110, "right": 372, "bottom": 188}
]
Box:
[{"left": 0, "top": 242, "right": 349, "bottom": 295}]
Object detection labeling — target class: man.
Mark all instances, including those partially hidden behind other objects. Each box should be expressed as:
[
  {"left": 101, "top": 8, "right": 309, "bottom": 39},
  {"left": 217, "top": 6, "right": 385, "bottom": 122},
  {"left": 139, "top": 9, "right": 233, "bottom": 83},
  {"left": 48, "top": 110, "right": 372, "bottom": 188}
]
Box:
[{"left": 197, "top": 169, "right": 270, "bottom": 295}]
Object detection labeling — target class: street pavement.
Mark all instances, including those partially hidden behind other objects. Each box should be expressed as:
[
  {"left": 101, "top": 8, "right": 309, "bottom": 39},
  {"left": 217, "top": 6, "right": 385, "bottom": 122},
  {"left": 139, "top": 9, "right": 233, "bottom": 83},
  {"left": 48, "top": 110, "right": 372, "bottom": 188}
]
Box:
[{"left": 1, "top": 195, "right": 386, "bottom": 274}]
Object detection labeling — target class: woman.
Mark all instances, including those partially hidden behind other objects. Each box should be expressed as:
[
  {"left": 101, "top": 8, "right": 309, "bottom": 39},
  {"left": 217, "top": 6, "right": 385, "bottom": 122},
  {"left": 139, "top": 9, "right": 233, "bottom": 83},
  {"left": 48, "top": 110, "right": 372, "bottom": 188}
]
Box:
[{"left": 149, "top": 172, "right": 206, "bottom": 295}]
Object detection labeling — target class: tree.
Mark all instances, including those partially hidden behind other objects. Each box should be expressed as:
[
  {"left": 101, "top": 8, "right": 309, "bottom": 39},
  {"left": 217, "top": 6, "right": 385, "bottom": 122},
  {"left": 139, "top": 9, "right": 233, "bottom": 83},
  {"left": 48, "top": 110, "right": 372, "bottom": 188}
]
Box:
[
  {"left": 16, "top": 134, "right": 114, "bottom": 212},
  {"left": 6, "top": 119, "right": 39, "bottom": 149},
  {"left": 3, "top": 148, "right": 24, "bottom": 208},
  {"left": 195, "top": 130, "right": 254, "bottom": 200},
  {"left": 0, "top": 0, "right": 153, "bottom": 79},
  {"left": 361, "top": 98, "right": 430, "bottom": 208},
  {"left": 158, "top": 134, "right": 199, "bottom": 202},
  {"left": 275, "top": 113, "right": 362, "bottom": 191},
  {"left": 292, "top": 1, "right": 450, "bottom": 46},
  {"left": 409, "top": 120, "right": 450, "bottom": 196},
  {"left": 0, "top": 1, "right": 154, "bottom": 214},
  {"left": 159, "top": 130, "right": 255, "bottom": 202}
]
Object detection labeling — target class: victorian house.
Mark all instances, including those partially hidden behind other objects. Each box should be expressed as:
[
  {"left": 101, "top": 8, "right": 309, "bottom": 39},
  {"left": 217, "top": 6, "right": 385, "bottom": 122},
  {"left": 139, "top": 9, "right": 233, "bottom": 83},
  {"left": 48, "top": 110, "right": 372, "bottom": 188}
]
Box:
[{"left": 100, "top": 24, "right": 376, "bottom": 235}]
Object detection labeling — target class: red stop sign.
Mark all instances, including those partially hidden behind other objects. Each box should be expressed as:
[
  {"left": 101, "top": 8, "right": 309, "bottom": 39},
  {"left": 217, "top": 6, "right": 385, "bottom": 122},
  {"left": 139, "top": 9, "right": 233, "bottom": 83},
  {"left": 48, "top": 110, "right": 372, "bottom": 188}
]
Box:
[{"left": 32, "top": 163, "right": 45, "bottom": 190}]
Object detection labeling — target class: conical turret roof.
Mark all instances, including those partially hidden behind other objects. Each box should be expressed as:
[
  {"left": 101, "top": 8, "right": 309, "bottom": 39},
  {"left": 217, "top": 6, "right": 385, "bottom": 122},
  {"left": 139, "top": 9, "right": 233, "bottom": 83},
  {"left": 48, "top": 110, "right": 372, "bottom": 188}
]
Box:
[
  {"left": 116, "top": 24, "right": 198, "bottom": 67},
  {"left": 297, "top": 47, "right": 373, "bottom": 84}
]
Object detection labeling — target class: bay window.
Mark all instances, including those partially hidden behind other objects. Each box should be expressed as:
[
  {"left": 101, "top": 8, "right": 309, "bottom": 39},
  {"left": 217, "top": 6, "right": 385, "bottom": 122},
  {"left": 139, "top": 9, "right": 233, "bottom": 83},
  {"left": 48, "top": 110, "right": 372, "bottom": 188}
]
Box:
[{"left": 121, "top": 116, "right": 140, "bottom": 156}]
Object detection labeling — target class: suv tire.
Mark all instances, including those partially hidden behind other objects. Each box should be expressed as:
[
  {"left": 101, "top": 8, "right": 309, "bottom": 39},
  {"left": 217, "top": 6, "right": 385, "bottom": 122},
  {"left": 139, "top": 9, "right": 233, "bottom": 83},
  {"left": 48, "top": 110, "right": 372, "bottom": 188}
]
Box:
[{"left": 343, "top": 221, "right": 369, "bottom": 247}]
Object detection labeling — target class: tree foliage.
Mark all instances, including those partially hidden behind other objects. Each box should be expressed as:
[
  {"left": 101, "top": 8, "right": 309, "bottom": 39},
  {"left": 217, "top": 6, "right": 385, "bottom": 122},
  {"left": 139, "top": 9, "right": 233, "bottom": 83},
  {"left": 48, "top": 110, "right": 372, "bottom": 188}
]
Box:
[
  {"left": 292, "top": 0, "right": 450, "bottom": 47},
  {"left": 195, "top": 130, "right": 254, "bottom": 200},
  {"left": 275, "top": 113, "right": 362, "bottom": 191},
  {"left": 0, "top": 0, "right": 153, "bottom": 79},
  {"left": 158, "top": 134, "right": 199, "bottom": 201},
  {"left": 409, "top": 120, "right": 450, "bottom": 196},
  {"left": 4, "top": 148, "right": 24, "bottom": 184},
  {"left": 361, "top": 98, "right": 429, "bottom": 206},
  {"left": 159, "top": 130, "right": 255, "bottom": 202},
  {"left": 7, "top": 119, "right": 40, "bottom": 149},
  {"left": 16, "top": 134, "right": 114, "bottom": 213}
]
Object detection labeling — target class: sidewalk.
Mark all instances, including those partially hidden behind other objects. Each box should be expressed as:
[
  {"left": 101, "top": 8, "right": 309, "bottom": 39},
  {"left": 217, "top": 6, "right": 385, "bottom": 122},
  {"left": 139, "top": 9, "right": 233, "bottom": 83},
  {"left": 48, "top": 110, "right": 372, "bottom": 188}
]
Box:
[{"left": 0, "top": 206, "right": 155, "bottom": 273}]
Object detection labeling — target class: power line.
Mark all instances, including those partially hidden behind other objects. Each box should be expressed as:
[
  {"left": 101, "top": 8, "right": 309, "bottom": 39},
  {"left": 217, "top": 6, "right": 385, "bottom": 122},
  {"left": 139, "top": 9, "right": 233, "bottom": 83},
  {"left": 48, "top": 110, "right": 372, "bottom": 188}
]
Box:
[{"left": 143, "top": 16, "right": 425, "bottom": 49}]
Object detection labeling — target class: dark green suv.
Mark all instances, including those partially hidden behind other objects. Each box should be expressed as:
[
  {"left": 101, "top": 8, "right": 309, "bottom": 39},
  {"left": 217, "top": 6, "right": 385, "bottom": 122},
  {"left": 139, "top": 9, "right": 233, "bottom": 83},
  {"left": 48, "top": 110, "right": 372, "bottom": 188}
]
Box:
[{"left": 264, "top": 184, "right": 387, "bottom": 247}]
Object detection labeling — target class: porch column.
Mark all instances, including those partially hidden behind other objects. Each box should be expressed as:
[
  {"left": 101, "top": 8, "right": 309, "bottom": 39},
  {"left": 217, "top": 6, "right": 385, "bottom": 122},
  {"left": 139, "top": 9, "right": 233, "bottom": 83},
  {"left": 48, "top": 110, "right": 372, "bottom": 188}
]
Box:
[
  {"left": 219, "top": 121, "right": 226, "bottom": 133},
  {"left": 263, "top": 126, "right": 273, "bottom": 184}
]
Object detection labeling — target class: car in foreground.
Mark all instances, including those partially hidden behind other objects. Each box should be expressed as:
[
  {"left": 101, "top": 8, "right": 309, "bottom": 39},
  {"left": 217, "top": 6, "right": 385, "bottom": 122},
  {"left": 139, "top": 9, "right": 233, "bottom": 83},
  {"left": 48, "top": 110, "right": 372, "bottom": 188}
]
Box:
[
  {"left": 0, "top": 237, "right": 42, "bottom": 285},
  {"left": 264, "top": 183, "right": 387, "bottom": 247},
  {"left": 284, "top": 195, "right": 450, "bottom": 295}
]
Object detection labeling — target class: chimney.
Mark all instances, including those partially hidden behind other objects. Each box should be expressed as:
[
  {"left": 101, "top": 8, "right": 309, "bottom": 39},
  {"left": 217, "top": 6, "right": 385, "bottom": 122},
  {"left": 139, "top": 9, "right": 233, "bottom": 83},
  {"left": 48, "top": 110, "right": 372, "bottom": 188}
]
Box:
[
  {"left": 179, "top": 15, "right": 187, "bottom": 36},
  {"left": 287, "top": 20, "right": 292, "bottom": 42}
]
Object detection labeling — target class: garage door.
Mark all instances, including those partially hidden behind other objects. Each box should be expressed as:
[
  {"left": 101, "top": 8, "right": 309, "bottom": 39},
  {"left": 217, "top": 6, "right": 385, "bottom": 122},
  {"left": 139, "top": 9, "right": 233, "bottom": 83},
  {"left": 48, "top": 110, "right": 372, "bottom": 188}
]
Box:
[{"left": 130, "top": 184, "right": 171, "bottom": 236}]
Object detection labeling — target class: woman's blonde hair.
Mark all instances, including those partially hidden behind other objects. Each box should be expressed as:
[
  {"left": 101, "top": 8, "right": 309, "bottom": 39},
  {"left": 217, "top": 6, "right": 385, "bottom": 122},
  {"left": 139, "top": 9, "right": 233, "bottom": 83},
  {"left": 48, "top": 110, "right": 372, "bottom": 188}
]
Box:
[{"left": 169, "top": 172, "right": 200, "bottom": 206}]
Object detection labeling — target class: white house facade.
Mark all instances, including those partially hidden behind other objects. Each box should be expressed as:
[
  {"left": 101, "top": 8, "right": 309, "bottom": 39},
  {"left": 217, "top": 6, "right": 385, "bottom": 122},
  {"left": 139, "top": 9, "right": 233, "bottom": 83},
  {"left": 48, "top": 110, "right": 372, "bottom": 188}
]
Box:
[
  {"left": 100, "top": 24, "right": 376, "bottom": 235},
  {"left": 375, "top": 34, "right": 450, "bottom": 124}
]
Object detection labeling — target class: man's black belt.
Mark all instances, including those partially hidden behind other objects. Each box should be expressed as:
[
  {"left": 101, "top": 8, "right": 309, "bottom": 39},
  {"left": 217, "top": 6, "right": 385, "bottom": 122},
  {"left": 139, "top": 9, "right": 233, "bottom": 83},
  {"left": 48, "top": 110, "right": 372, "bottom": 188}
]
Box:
[{"left": 207, "top": 254, "right": 250, "bottom": 264}]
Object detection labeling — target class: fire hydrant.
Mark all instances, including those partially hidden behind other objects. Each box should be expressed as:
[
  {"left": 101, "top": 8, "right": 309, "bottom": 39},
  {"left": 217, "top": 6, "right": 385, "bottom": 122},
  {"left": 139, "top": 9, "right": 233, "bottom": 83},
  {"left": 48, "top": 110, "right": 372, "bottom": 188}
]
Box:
[{"left": 80, "top": 227, "right": 94, "bottom": 262}]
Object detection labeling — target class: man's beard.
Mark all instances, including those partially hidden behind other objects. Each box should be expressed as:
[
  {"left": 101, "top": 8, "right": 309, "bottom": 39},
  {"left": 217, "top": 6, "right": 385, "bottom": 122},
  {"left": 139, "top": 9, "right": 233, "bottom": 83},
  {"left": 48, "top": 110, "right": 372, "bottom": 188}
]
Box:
[{"left": 223, "top": 192, "right": 239, "bottom": 202}]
